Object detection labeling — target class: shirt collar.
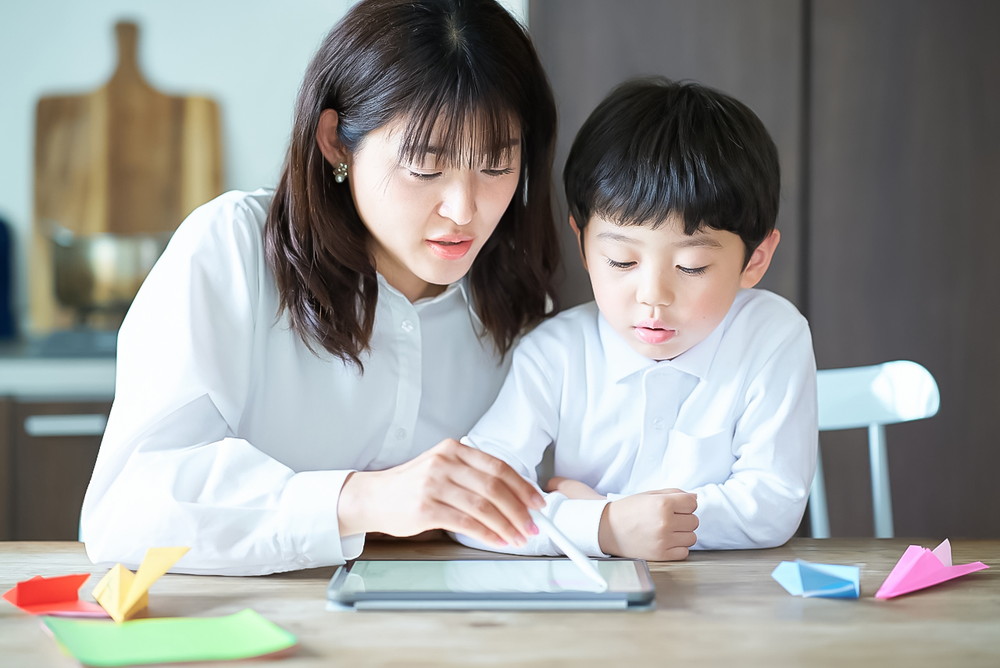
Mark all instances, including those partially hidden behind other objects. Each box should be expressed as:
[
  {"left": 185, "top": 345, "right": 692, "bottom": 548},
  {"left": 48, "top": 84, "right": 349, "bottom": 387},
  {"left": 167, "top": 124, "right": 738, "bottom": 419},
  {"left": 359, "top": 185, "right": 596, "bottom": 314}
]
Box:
[
  {"left": 598, "top": 308, "right": 725, "bottom": 383},
  {"left": 375, "top": 272, "right": 472, "bottom": 306},
  {"left": 375, "top": 273, "right": 475, "bottom": 315}
]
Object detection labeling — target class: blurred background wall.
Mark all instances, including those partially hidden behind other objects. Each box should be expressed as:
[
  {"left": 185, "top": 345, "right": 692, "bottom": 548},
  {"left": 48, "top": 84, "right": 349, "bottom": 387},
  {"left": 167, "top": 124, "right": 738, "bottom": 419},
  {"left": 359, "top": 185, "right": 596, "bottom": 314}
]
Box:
[
  {"left": 0, "top": 0, "right": 526, "bottom": 331},
  {"left": 531, "top": 0, "right": 1000, "bottom": 538},
  {"left": 1, "top": 0, "right": 996, "bottom": 539}
]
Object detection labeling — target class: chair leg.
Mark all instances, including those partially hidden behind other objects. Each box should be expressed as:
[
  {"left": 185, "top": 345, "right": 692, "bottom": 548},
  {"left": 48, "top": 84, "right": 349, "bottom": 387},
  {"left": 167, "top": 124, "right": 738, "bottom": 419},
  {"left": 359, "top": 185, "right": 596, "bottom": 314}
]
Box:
[
  {"left": 869, "top": 424, "right": 894, "bottom": 538},
  {"left": 809, "top": 453, "right": 830, "bottom": 539}
]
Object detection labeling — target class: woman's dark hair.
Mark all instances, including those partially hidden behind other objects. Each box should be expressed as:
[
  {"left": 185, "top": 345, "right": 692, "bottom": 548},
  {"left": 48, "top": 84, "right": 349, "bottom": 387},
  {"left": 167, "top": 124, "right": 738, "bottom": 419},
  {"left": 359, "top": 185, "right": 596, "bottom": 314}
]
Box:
[
  {"left": 266, "top": 0, "right": 559, "bottom": 369},
  {"left": 564, "top": 76, "right": 780, "bottom": 264}
]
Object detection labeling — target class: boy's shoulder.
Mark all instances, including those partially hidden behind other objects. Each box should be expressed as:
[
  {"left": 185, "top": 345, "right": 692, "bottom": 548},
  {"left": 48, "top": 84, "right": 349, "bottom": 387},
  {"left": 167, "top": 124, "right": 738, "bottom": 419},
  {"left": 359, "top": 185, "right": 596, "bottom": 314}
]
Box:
[
  {"left": 721, "top": 289, "right": 812, "bottom": 357},
  {"left": 519, "top": 301, "right": 601, "bottom": 355},
  {"left": 729, "top": 289, "right": 807, "bottom": 328},
  {"left": 531, "top": 301, "right": 600, "bottom": 336}
]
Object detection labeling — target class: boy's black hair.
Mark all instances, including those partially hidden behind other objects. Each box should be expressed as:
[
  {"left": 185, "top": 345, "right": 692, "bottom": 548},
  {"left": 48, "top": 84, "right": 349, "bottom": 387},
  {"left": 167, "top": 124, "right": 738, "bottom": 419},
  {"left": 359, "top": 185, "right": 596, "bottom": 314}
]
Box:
[{"left": 564, "top": 76, "right": 779, "bottom": 263}]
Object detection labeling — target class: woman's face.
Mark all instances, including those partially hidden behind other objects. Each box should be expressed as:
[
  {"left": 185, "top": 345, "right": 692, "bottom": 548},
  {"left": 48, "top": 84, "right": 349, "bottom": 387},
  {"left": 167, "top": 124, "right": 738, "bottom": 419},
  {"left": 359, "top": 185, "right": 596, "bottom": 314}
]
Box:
[{"left": 347, "top": 116, "right": 521, "bottom": 302}]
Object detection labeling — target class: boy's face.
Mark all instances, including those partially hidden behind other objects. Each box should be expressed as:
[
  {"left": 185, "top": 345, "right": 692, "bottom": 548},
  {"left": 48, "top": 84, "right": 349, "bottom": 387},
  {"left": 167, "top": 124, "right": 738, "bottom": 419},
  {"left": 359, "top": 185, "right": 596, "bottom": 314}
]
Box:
[{"left": 574, "top": 213, "right": 779, "bottom": 361}]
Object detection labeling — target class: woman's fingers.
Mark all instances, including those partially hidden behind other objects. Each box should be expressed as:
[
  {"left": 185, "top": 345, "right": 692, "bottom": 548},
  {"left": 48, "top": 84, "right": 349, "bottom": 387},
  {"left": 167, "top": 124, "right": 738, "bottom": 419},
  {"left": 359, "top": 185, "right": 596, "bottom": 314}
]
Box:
[
  {"left": 451, "top": 442, "right": 545, "bottom": 508},
  {"left": 440, "top": 442, "right": 544, "bottom": 546}
]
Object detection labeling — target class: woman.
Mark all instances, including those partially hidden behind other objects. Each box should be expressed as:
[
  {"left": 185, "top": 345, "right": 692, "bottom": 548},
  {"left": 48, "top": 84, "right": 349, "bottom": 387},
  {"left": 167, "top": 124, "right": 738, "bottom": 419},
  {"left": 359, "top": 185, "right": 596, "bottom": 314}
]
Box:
[{"left": 81, "top": 0, "right": 559, "bottom": 575}]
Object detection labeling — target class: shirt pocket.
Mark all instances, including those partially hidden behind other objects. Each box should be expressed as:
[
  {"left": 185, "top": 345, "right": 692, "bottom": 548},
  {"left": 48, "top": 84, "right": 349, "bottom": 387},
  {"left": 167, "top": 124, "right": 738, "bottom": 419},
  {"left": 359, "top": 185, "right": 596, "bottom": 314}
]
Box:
[{"left": 658, "top": 428, "right": 734, "bottom": 489}]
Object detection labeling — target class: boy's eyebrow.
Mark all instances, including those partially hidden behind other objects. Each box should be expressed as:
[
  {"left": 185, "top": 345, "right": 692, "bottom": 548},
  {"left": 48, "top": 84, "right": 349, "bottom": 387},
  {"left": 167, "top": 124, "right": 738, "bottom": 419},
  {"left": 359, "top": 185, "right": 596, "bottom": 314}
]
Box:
[
  {"left": 674, "top": 235, "right": 724, "bottom": 249},
  {"left": 595, "top": 230, "right": 724, "bottom": 248}
]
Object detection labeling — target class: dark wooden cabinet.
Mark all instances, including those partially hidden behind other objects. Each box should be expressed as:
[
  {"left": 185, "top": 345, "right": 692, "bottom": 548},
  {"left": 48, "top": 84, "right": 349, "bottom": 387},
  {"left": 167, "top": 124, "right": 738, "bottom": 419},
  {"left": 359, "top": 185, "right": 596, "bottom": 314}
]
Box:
[
  {"left": 0, "top": 397, "right": 109, "bottom": 540},
  {"left": 530, "top": 0, "right": 1000, "bottom": 537}
]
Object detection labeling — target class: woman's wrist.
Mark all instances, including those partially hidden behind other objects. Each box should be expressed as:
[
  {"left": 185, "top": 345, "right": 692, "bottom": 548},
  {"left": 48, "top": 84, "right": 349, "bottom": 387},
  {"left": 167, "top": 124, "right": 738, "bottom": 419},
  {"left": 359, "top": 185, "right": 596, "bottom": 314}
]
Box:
[{"left": 338, "top": 470, "right": 377, "bottom": 536}]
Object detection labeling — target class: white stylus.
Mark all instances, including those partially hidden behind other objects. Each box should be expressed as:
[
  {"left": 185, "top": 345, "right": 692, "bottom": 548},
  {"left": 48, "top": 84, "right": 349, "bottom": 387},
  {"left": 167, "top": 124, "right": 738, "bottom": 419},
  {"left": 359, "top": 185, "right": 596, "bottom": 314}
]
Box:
[{"left": 528, "top": 508, "right": 609, "bottom": 592}]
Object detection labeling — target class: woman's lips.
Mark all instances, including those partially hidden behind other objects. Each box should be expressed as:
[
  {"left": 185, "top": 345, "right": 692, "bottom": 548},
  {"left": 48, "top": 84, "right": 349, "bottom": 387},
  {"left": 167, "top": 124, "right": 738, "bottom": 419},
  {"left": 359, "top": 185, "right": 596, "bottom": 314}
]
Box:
[
  {"left": 426, "top": 236, "right": 474, "bottom": 260},
  {"left": 634, "top": 322, "right": 676, "bottom": 345}
]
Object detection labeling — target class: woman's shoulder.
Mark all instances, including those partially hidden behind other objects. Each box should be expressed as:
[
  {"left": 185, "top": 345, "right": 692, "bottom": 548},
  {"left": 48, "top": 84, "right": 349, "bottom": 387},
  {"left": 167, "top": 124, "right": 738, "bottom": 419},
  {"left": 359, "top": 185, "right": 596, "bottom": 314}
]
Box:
[
  {"left": 171, "top": 189, "right": 275, "bottom": 255},
  {"left": 180, "top": 189, "right": 274, "bottom": 234}
]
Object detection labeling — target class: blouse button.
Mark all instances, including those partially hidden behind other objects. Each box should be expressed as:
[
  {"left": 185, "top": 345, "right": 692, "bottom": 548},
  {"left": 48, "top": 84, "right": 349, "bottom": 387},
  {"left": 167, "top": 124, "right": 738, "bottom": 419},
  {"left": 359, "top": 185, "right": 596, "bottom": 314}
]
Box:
[
  {"left": 652, "top": 417, "right": 665, "bottom": 430},
  {"left": 395, "top": 427, "right": 408, "bottom": 440},
  {"left": 400, "top": 319, "right": 415, "bottom": 333}
]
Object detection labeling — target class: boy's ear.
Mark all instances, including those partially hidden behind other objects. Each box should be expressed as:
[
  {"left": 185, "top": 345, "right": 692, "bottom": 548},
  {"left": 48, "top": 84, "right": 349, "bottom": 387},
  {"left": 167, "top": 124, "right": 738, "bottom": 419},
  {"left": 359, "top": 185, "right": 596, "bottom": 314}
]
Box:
[
  {"left": 739, "top": 229, "right": 781, "bottom": 289},
  {"left": 316, "top": 109, "right": 349, "bottom": 166},
  {"left": 568, "top": 215, "right": 588, "bottom": 270}
]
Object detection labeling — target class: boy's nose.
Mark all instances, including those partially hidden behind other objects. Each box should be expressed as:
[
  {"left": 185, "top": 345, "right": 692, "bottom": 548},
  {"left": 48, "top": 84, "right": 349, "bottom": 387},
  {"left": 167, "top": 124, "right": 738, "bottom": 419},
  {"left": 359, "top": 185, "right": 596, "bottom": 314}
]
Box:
[
  {"left": 637, "top": 272, "right": 674, "bottom": 307},
  {"left": 438, "top": 178, "right": 476, "bottom": 226}
]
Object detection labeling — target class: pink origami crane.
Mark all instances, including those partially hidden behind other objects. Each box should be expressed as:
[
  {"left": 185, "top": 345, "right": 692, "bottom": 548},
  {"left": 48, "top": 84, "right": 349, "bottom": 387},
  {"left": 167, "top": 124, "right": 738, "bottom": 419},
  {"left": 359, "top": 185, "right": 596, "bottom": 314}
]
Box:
[{"left": 875, "top": 539, "right": 989, "bottom": 599}]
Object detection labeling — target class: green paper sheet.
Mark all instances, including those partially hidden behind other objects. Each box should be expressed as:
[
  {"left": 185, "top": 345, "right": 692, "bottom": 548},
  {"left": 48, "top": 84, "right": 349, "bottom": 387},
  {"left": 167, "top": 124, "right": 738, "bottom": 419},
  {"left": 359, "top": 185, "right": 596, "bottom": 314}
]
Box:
[{"left": 42, "top": 609, "right": 297, "bottom": 667}]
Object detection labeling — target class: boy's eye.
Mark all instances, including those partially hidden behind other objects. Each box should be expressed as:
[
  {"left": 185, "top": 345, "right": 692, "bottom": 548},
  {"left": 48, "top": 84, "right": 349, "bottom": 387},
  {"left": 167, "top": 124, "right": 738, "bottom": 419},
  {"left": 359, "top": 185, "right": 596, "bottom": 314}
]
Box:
[
  {"left": 605, "top": 258, "right": 636, "bottom": 270},
  {"left": 679, "top": 265, "right": 708, "bottom": 276}
]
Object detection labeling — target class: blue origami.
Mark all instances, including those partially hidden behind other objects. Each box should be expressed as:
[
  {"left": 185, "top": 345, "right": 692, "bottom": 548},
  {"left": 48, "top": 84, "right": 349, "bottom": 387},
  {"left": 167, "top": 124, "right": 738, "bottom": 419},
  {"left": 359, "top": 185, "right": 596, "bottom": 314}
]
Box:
[{"left": 771, "top": 560, "right": 860, "bottom": 599}]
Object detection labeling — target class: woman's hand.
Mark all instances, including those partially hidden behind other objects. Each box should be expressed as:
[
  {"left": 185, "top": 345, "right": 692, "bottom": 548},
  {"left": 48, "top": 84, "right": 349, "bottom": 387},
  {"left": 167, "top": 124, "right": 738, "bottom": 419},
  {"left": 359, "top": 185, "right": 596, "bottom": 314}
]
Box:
[
  {"left": 597, "top": 489, "right": 699, "bottom": 561},
  {"left": 337, "top": 439, "right": 545, "bottom": 548}
]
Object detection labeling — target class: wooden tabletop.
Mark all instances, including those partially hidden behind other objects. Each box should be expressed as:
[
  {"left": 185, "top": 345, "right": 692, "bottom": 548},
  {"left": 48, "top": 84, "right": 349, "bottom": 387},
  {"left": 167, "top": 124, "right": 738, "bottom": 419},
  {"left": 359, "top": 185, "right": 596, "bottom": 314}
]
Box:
[{"left": 2, "top": 538, "right": 997, "bottom": 667}]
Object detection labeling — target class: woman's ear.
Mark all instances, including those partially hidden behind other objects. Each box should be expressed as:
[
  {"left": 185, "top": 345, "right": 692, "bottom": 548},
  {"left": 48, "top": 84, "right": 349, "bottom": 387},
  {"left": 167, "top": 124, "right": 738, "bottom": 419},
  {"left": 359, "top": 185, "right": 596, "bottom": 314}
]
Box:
[
  {"left": 316, "top": 109, "right": 348, "bottom": 166},
  {"left": 740, "top": 229, "right": 781, "bottom": 289},
  {"left": 569, "top": 215, "right": 588, "bottom": 270}
]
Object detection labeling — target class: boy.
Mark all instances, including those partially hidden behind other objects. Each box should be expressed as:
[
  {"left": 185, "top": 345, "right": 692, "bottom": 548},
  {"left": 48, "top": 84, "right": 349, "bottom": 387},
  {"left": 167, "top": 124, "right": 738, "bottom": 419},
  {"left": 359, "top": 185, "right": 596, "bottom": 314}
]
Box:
[{"left": 460, "top": 77, "right": 817, "bottom": 560}]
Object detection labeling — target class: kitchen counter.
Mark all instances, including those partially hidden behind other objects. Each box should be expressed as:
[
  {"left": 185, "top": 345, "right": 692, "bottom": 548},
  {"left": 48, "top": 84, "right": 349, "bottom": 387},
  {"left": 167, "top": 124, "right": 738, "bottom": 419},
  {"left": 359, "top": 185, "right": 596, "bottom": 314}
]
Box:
[{"left": 0, "top": 332, "right": 115, "bottom": 400}]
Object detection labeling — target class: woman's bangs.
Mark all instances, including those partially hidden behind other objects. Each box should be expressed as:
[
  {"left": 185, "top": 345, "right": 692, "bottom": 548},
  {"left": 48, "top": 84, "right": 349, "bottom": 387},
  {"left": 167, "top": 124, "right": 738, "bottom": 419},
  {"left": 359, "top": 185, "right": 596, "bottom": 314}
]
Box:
[{"left": 397, "top": 86, "right": 519, "bottom": 169}]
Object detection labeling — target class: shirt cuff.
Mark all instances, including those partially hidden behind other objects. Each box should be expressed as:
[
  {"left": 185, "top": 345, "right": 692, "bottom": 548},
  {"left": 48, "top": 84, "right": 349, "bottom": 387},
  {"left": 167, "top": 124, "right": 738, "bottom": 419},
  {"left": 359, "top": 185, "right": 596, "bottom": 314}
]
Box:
[
  {"left": 550, "top": 497, "right": 611, "bottom": 557},
  {"left": 280, "top": 469, "right": 365, "bottom": 568}
]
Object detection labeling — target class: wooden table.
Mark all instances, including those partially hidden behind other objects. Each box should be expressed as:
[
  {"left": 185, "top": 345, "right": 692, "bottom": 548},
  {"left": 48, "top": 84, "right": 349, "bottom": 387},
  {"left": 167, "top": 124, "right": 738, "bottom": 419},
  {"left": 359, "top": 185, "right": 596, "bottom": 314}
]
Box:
[{"left": 2, "top": 539, "right": 997, "bottom": 667}]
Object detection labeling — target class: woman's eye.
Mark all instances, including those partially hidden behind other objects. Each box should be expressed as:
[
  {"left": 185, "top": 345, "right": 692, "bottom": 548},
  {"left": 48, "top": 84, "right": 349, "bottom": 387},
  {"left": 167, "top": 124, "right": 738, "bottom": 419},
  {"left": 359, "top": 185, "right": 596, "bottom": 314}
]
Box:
[
  {"left": 482, "top": 167, "right": 515, "bottom": 177},
  {"left": 679, "top": 265, "right": 708, "bottom": 276},
  {"left": 408, "top": 170, "right": 442, "bottom": 180},
  {"left": 605, "top": 258, "right": 636, "bottom": 270}
]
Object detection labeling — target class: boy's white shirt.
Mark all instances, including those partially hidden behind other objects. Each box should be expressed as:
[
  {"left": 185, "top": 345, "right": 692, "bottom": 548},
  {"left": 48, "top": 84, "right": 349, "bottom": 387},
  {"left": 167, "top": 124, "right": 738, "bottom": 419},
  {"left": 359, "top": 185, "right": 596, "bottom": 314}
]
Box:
[
  {"left": 460, "top": 291, "right": 818, "bottom": 556},
  {"left": 80, "top": 189, "right": 512, "bottom": 575}
]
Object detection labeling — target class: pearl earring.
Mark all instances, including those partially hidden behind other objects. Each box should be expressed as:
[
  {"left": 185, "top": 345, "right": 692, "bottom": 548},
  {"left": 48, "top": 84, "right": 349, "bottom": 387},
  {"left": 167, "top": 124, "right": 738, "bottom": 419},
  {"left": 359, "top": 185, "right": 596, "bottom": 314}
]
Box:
[{"left": 333, "top": 162, "right": 348, "bottom": 183}]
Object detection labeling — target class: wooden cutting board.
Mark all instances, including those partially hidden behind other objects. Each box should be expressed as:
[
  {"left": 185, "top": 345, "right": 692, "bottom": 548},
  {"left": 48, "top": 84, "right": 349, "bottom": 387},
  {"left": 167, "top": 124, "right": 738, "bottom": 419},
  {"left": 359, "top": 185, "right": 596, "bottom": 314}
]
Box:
[{"left": 31, "top": 21, "right": 223, "bottom": 331}]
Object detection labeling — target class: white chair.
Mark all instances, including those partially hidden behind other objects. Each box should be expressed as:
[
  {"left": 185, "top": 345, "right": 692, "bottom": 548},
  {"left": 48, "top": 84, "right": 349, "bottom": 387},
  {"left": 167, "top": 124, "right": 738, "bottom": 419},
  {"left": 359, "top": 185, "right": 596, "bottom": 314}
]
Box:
[{"left": 809, "top": 360, "right": 940, "bottom": 538}]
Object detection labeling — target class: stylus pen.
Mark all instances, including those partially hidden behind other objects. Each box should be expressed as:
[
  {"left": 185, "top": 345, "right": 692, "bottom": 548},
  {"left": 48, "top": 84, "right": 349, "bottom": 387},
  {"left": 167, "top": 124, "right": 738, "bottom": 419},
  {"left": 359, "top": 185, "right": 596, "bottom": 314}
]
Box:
[{"left": 528, "top": 508, "right": 609, "bottom": 592}]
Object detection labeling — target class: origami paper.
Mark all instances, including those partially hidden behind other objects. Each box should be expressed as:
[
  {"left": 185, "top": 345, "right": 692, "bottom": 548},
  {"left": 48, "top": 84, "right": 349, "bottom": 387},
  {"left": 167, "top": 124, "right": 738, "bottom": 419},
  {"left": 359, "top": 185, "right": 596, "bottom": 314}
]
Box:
[
  {"left": 771, "top": 559, "right": 860, "bottom": 598},
  {"left": 875, "top": 539, "right": 989, "bottom": 599},
  {"left": 92, "top": 546, "right": 190, "bottom": 623},
  {"left": 42, "top": 609, "right": 297, "bottom": 667},
  {"left": 2, "top": 573, "right": 108, "bottom": 617}
]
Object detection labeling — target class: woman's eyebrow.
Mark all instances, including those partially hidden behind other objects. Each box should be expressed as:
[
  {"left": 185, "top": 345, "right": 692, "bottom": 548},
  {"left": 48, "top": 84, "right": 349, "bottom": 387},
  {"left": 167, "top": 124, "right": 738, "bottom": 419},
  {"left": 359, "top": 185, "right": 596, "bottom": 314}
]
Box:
[{"left": 423, "top": 138, "right": 520, "bottom": 155}]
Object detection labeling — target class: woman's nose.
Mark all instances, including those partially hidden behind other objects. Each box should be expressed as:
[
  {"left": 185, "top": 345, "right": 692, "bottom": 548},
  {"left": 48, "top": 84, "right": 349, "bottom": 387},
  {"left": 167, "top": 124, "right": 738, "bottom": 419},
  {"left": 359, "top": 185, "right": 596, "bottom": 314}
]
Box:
[{"left": 438, "top": 177, "right": 476, "bottom": 225}]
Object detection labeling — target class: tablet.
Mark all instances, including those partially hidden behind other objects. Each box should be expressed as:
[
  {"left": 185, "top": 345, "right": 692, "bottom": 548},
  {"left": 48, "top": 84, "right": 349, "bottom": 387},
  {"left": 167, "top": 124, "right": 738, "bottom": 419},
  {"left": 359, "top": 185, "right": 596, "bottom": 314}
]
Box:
[{"left": 327, "top": 558, "right": 655, "bottom": 611}]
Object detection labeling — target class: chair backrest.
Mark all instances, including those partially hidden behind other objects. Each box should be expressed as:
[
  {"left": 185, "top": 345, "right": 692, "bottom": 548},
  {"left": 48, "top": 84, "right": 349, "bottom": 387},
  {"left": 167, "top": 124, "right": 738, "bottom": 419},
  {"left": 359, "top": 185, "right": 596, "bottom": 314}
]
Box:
[
  {"left": 810, "top": 360, "right": 940, "bottom": 538},
  {"left": 818, "top": 360, "right": 940, "bottom": 430}
]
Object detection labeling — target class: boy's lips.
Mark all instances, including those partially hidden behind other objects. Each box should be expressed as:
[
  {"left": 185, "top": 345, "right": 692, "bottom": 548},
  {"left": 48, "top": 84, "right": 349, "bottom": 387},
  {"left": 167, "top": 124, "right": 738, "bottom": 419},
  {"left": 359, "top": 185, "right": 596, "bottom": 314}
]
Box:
[
  {"left": 634, "top": 320, "right": 676, "bottom": 345},
  {"left": 426, "top": 235, "right": 474, "bottom": 260}
]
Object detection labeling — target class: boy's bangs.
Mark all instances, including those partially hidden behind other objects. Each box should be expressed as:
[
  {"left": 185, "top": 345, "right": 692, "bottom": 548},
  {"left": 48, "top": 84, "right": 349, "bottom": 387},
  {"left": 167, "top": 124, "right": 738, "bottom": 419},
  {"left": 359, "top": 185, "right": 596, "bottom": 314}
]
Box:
[
  {"left": 593, "top": 155, "right": 730, "bottom": 236},
  {"left": 397, "top": 86, "right": 519, "bottom": 169}
]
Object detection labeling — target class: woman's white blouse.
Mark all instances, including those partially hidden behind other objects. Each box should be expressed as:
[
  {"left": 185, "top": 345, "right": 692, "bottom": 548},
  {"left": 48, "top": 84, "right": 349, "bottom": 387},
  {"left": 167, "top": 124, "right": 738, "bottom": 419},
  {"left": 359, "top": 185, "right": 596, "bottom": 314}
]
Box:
[{"left": 80, "top": 190, "right": 511, "bottom": 575}]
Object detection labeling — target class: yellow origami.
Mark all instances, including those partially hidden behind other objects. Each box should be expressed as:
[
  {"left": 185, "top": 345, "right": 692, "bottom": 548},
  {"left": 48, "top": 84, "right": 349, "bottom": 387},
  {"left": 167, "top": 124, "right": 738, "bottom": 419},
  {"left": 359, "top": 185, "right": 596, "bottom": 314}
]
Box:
[{"left": 92, "top": 546, "right": 190, "bottom": 623}]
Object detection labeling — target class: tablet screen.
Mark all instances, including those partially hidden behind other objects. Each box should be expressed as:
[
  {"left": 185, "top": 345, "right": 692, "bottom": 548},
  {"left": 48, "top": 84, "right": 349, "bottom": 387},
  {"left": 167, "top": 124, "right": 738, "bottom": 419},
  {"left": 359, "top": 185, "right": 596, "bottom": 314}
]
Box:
[{"left": 328, "top": 558, "right": 655, "bottom": 610}]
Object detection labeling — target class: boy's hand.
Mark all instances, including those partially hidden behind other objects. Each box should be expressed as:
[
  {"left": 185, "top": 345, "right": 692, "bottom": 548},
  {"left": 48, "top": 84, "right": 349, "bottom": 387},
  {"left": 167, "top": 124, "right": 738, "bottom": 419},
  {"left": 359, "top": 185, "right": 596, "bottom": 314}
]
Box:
[
  {"left": 598, "top": 489, "right": 698, "bottom": 561},
  {"left": 543, "top": 476, "right": 606, "bottom": 500}
]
